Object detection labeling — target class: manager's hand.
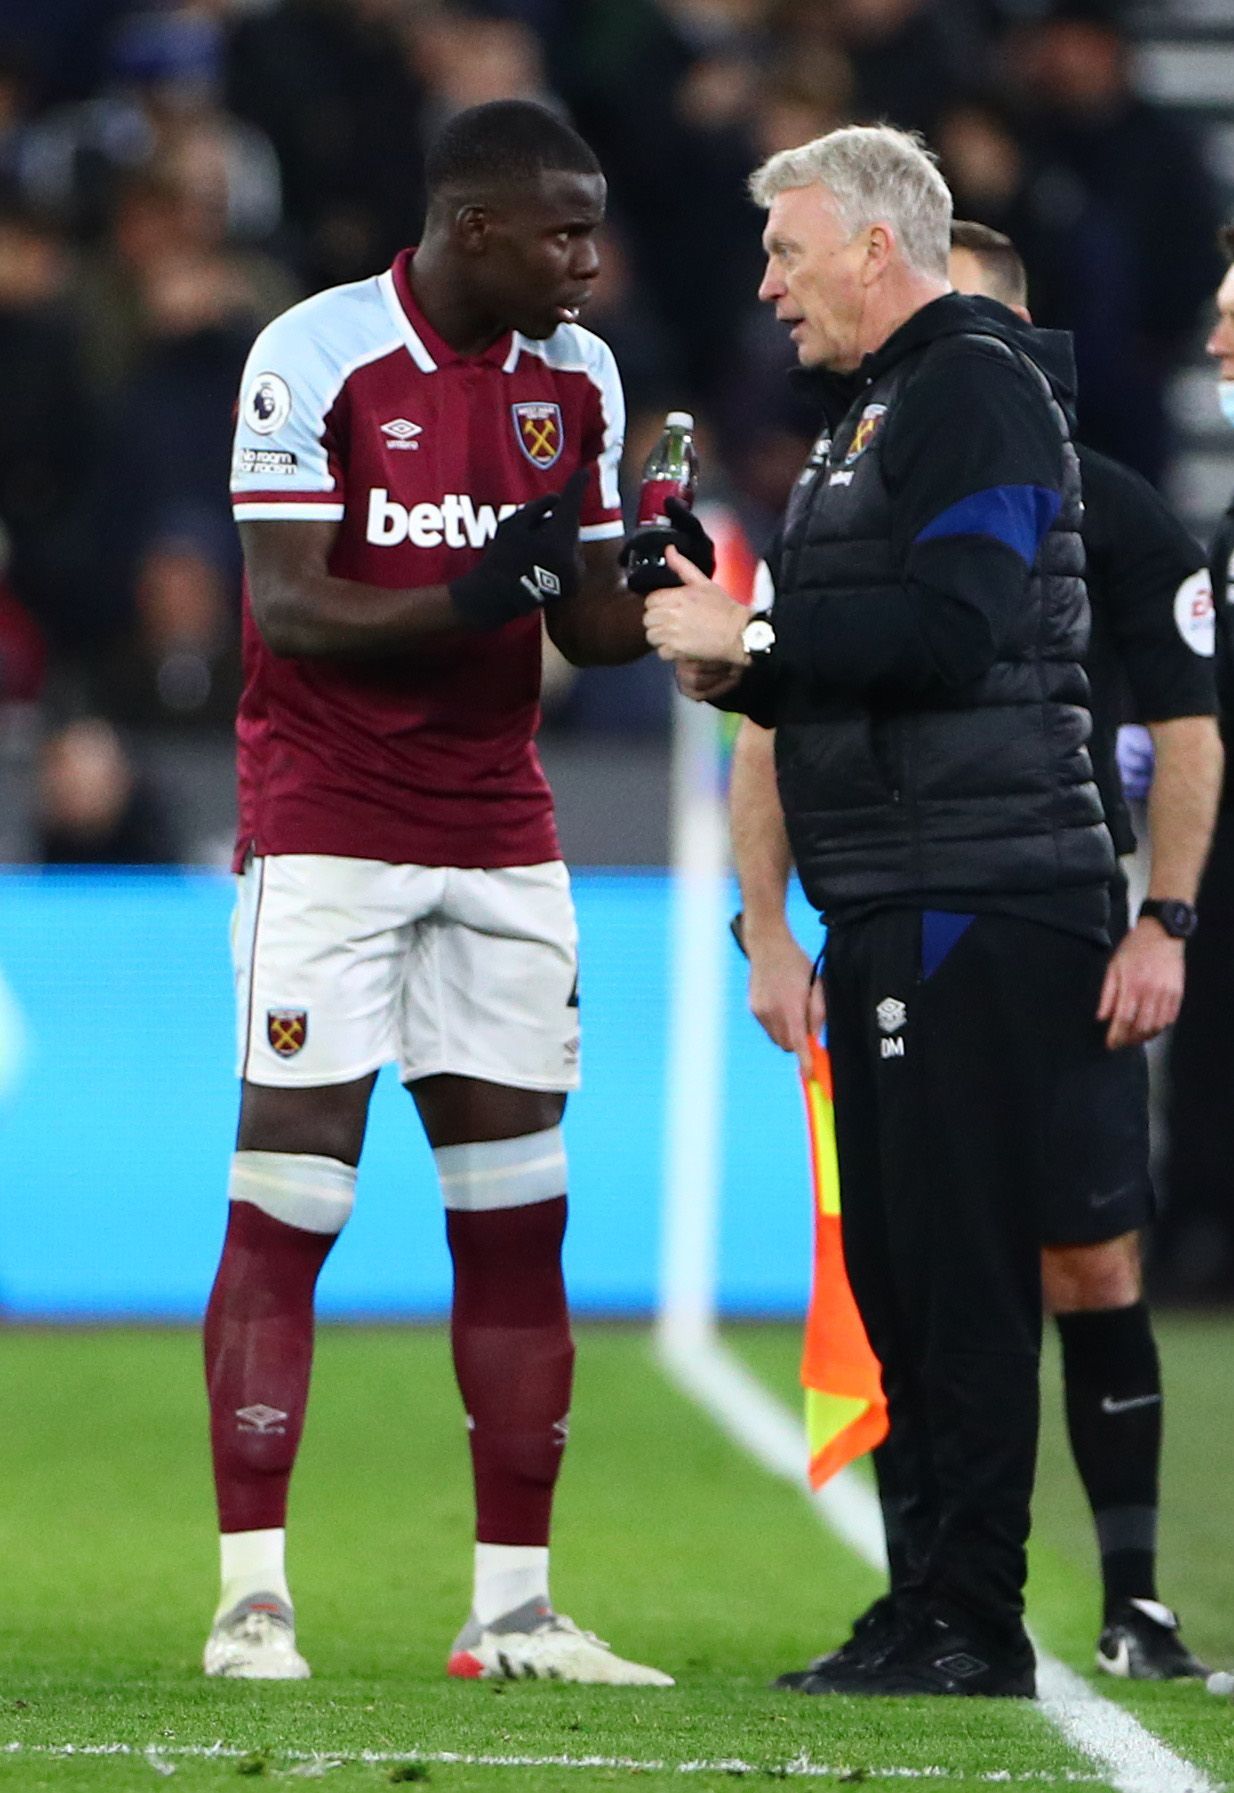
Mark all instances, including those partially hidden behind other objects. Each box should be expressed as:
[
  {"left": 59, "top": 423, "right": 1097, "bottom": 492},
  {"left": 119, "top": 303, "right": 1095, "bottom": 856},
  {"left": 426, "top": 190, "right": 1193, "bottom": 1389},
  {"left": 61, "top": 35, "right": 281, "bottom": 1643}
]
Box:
[
  {"left": 1096, "top": 917, "right": 1185, "bottom": 1049},
  {"left": 644, "top": 546, "right": 748, "bottom": 665}
]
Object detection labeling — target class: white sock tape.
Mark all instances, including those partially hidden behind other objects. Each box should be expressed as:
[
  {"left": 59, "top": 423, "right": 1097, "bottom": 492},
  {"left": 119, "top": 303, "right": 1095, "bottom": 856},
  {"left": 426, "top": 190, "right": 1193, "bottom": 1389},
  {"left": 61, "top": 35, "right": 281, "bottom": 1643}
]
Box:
[
  {"left": 434, "top": 1126, "right": 567, "bottom": 1212},
  {"left": 229, "top": 1151, "right": 356, "bottom": 1235}
]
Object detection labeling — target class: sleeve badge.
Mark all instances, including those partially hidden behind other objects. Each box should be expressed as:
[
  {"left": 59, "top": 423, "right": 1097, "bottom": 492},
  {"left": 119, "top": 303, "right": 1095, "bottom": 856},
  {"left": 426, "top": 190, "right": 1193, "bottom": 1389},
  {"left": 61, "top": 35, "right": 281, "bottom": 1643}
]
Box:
[{"left": 245, "top": 372, "right": 293, "bottom": 436}]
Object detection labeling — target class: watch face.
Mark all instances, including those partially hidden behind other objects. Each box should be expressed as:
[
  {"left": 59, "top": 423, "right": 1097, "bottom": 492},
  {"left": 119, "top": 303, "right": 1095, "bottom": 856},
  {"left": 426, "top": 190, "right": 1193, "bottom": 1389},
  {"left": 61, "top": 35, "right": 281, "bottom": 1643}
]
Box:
[
  {"left": 742, "top": 618, "right": 775, "bottom": 655},
  {"left": 1143, "top": 899, "right": 1197, "bottom": 938},
  {"left": 1161, "top": 901, "right": 1198, "bottom": 938}
]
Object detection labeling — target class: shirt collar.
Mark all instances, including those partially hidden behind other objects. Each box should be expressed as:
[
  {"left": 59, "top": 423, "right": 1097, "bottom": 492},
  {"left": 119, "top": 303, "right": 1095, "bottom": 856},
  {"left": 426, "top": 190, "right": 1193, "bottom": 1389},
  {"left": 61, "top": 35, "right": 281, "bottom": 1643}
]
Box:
[{"left": 389, "top": 248, "right": 514, "bottom": 370}]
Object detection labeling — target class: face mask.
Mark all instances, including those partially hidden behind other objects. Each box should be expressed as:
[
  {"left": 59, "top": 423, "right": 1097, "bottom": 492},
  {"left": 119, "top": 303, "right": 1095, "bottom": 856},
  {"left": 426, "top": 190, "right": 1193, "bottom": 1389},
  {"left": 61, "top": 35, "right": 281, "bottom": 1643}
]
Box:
[{"left": 1219, "top": 380, "right": 1234, "bottom": 430}]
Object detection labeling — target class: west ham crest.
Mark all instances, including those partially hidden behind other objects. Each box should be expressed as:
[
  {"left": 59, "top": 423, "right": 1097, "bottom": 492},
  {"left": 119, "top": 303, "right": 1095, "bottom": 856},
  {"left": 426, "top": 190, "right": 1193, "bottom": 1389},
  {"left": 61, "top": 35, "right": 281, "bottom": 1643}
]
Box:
[
  {"left": 267, "top": 1009, "right": 308, "bottom": 1056},
  {"left": 844, "top": 402, "right": 887, "bottom": 465},
  {"left": 513, "top": 401, "right": 564, "bottom": 469}
]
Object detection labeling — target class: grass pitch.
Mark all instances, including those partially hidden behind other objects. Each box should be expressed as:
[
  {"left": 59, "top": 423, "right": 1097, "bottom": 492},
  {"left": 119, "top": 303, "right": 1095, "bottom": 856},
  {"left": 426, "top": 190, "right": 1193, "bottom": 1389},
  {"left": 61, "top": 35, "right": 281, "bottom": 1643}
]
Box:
[{"left": 2, "top": 1321, "right": 1232, "bottom": 1790}]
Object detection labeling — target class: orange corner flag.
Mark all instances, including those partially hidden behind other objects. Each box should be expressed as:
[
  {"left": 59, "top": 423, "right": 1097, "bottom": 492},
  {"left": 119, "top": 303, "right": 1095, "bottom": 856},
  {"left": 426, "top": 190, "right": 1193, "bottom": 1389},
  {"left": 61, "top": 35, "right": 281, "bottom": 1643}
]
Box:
[{"left": 800, "top": 1038, "right": 888, "bottom": 1487}]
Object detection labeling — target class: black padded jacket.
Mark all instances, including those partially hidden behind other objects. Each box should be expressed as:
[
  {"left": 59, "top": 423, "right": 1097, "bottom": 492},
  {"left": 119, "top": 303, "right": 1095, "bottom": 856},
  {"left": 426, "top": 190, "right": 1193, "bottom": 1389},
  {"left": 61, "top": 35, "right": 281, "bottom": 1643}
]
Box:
[{"left": 730, "top": 293, "right": 1115, "bottom": 918}]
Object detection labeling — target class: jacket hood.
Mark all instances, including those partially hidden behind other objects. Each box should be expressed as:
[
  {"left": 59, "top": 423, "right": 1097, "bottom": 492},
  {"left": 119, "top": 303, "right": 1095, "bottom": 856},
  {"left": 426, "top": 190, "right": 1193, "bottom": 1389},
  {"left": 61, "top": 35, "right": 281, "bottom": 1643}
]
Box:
[{"left": 859, "top": 291, "right": 1078, "bottom": 423}]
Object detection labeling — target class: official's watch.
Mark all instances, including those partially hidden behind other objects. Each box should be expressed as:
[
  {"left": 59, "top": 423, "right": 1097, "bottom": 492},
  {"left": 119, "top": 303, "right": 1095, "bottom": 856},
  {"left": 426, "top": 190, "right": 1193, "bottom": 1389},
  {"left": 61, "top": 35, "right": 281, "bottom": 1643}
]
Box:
[
  {"left": 1138, "top": 898, "right": 1198, "bottom": 940},
  {"left": 741, "top": 616, "right": 776, "bottom": 661}
]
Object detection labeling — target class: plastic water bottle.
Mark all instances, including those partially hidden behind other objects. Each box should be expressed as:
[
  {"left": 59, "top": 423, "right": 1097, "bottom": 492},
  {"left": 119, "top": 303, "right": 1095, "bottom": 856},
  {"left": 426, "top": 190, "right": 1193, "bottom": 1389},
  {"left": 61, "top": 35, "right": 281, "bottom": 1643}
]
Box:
[{"left": 626, "top": 411, "right": 698, "bottom": 587}]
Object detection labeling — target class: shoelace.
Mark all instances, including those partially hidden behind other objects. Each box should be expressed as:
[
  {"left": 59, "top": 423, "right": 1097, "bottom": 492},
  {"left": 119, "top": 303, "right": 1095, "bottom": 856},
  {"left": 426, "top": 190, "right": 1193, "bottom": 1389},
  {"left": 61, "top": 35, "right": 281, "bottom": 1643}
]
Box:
[
  {"left": 230, "top": 1609, "right": 292, "bottom": 1644},
  {"left": 525, "top": 1613, "right": 608, "bottom": 1650}
]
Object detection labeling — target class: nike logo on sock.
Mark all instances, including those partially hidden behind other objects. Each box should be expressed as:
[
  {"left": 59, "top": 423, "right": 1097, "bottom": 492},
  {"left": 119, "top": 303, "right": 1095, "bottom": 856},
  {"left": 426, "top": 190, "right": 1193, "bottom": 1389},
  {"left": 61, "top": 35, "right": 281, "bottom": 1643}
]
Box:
[{"left": 1100, "top": 1393, "right": 1162, "bottom": 1415}]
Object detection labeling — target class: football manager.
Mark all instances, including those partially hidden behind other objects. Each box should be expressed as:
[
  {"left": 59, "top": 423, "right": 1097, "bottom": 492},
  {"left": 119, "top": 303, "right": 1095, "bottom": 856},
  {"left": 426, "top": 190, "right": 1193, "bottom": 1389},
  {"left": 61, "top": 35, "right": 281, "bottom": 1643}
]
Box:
[{"left": 645, "top": 124, "right": 1129, "bottom": 1698}]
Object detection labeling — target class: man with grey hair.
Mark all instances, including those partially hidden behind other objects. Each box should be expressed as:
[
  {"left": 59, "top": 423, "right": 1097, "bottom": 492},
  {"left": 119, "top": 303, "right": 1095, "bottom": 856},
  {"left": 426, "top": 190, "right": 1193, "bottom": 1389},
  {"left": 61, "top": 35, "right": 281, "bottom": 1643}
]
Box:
[{"left": 645, "top": 126, "right": 1131, "bottom": 1696}]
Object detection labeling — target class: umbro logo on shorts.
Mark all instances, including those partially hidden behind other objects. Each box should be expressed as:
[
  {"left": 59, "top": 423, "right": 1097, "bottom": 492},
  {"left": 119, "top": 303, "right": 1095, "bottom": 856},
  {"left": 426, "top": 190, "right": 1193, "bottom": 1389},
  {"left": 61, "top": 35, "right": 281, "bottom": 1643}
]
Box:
[{"left": 267, "top": 1008, "right": 308, "bottom": 1056}]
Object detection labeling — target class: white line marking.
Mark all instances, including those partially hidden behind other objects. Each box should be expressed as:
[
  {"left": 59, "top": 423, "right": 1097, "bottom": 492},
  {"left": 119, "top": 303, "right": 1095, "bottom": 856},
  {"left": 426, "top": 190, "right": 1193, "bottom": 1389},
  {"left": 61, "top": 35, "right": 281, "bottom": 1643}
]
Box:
[
  {"left": 657, "top": 1323, "right": 1220, "bottom": 1793},
  {"left": 0, "top": 1742, "right": 1113, "bottom": 1781}
]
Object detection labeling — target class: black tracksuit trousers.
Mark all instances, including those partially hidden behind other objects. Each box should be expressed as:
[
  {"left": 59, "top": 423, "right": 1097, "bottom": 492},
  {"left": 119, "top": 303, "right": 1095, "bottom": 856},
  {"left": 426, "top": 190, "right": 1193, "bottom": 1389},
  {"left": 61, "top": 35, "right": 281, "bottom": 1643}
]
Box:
[{"left": 824, "top": 907, "right": 1120, "bottom": 1640}]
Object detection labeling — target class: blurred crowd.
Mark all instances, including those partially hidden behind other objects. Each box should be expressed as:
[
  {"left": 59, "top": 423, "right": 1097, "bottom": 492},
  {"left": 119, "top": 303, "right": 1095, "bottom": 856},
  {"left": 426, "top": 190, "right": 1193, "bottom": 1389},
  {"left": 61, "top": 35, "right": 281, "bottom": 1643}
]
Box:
[{"left": 0, "top": 0, "right": 1224, "bottom": 853}]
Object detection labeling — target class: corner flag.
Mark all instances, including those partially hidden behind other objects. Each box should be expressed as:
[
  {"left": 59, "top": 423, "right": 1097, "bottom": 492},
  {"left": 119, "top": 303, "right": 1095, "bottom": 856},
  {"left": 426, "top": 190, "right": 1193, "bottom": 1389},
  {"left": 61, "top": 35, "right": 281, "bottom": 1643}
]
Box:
[{"left": 799, "top": 1038, "right": 888, "bottom": 1487}]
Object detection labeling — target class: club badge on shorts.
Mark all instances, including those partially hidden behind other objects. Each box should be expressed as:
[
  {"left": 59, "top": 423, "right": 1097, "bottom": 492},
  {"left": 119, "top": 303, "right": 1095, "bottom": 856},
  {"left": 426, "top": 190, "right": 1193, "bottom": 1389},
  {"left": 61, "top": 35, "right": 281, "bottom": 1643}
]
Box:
[
  {"left": 512, "top": 401, "right": 564, "bottom": 469},
  {"left": 267, "top": 1008, "right": 308, "bottom": 1057}
]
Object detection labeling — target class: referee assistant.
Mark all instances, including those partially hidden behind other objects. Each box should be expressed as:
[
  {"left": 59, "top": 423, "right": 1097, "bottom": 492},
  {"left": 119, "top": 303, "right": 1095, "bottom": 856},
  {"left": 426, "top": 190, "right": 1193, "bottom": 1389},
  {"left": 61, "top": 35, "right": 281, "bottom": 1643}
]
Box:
[
  {"left": 645, "top": 125, "right": 1129, "bottom": 1697},
  {"left": 1164, "top": 226, "right": 1234, "bottom": 1298}
]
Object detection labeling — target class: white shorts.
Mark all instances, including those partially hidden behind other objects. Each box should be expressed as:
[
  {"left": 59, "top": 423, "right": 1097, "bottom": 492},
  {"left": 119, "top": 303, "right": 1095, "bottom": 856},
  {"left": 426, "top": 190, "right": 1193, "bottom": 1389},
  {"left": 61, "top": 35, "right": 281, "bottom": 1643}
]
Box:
[{"left": 232, "top": 855, "right": 580, "bottom": 1091}]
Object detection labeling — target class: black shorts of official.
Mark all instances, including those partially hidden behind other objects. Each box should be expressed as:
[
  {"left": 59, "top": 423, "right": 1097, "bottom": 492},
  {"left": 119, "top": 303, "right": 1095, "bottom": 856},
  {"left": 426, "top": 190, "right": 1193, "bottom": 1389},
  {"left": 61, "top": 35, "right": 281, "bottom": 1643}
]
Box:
[
  {"left": 1040, "top": 871, "right": 1155, "bottom": 1246},
  {"left": 1040, "top": 1029, "right": 1153, "bottom": 1245}
]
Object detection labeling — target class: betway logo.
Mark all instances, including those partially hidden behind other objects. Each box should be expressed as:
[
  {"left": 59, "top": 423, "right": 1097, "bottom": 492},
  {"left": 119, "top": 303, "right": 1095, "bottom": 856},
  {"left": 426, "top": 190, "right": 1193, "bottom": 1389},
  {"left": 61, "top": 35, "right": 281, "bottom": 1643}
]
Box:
[{"left": 366, "top": 488, "right": 520, "bottom": 549}]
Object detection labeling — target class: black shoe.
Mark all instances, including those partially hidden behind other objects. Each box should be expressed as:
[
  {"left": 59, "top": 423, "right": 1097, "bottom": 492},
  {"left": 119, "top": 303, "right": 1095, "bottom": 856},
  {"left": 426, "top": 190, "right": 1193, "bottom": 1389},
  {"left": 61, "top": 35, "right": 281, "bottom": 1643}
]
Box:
[
  {"left": 788, "top": 1603, "right": 1036, "bottom": 1698},
  {"left": 773, "top": 1593, "right": 907, "bottom": 1690},
  {"left": 1097, "top": 1598, "right": 1209, "bottom": 1681}
]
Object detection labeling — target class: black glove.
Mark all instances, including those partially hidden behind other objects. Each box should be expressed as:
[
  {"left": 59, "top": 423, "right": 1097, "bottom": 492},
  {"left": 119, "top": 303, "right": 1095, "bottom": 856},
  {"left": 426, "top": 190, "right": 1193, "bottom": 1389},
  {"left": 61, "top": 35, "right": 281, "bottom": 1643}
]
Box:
[
  {"left": 619, "top": 496, "right": 716, "bottom": 595},
  {"left": 449, "top": 467, "right": 587, "bottom": 629}
]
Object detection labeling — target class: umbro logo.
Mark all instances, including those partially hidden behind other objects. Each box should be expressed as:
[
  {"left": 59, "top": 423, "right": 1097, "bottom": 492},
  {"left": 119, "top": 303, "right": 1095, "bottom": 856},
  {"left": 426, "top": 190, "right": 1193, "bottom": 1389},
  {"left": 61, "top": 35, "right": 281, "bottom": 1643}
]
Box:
[
  {"left": 381, "top": 418, "right": 422, "bottom": 450},
  {"left": 877, "top": 996, "right": 906, "bottom": 1060},
  {"left": 235, "top": 1403, "right": 288, "bottom": 1435},
  {"left": 935, "top": 1650, "right": 988, "bottom": 1679},
  {"left": 876, "top": 997, "right": 906, "bottom": 1035},
  {"left": 519, "top": 565, "right": 561, "bottom": 605}
]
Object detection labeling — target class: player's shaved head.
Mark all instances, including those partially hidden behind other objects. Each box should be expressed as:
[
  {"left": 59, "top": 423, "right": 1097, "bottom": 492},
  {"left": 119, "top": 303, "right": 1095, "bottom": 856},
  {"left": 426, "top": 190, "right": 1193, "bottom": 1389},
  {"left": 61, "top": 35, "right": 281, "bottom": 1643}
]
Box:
[
  {"left": 425, "top": 100, "right": 601, "bottom": 209},
  {"left": 949, "top": 219, "right": 1028, "bottom": 310},
  {"left": 415, "top": 99, "right": 606, "bottom": 347}
]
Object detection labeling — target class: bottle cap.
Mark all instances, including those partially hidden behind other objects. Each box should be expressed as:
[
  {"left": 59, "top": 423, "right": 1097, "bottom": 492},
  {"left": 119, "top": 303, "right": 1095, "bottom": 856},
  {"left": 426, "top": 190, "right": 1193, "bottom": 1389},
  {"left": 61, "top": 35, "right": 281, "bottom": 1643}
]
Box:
[{"left": 665, "top": 411, "right": 694, "bottom": 430}]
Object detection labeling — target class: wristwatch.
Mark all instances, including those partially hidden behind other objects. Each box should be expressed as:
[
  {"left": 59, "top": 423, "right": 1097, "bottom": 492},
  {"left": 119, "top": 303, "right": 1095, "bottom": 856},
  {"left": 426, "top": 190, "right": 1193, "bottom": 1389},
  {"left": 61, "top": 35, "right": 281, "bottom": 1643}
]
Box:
[
  {"left": 1138, "top": 898, "right": 1198, "bottom": 939},
  {"left": 741, "top": 616, "right": 776, "bottom": 661}
]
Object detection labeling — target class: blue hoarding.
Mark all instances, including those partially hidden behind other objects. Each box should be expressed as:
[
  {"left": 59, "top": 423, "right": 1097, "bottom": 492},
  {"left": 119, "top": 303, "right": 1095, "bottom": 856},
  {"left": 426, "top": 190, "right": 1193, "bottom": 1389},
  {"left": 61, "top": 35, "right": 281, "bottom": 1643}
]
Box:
[{"left": 0, "top": 870, "right": 820, "bottom": 1320}]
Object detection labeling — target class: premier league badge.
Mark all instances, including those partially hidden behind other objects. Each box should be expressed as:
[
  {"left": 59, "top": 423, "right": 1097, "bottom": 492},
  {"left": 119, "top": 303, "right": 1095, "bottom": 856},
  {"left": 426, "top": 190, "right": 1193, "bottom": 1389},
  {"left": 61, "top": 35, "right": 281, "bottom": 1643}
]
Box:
[
  {"left": 513, "top": 401, "right": 564, "bottom": 469},
  {"left": 245, "top": 372, "right": 292, "bottom": 436}
]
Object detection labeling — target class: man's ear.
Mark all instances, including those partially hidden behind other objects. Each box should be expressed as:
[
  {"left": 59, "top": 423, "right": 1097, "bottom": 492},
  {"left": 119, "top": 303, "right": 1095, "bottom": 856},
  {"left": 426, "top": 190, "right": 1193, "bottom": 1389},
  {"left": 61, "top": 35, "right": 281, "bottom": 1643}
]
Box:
[
  {"left": 455, "top": 204, "right": 492, "bottom": 255},
  {"left": 862, "top": 222, "right": 895, "bottom": 285}
]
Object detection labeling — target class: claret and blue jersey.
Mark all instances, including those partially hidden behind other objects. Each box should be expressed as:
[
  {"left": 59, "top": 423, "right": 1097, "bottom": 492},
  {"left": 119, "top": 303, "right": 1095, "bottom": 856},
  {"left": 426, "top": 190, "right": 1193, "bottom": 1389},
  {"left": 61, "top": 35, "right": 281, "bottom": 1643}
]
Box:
[{"left": 228, "top": 248, "right": 626, "bottom": 874}]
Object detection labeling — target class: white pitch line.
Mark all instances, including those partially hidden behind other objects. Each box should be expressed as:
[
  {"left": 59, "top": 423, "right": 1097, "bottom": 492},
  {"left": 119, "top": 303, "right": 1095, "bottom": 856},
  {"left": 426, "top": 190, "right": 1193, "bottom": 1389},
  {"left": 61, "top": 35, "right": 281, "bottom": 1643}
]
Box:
[
  {"left": 0, "top": 1741, "right": 1115, "bottom": 1782},
  {"left": 657, "top": 1322, "right": 1220, "bottom": 1793}
]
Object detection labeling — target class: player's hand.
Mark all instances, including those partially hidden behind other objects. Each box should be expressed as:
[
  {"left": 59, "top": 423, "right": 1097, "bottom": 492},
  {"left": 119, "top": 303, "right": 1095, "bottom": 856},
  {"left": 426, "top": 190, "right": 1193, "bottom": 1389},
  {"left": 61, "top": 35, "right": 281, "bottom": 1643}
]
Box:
[
  {"left": 620, "top": 498, "right": 716, "bottom": 596},
  {"left": 747, "top": 927, "right": 824, "bottom": 1076},
  {"left": 676, "top": 658, "right": 742, "bottom": 702},
  {"left": 1096, "top": 917, "right": 1186, "bottom": 1049},
  {"left": 644, "top": 548, "right": 747, "bottom": 664},
  {"left": 449, "top": 467, "right": 587, "bottom": 629}
]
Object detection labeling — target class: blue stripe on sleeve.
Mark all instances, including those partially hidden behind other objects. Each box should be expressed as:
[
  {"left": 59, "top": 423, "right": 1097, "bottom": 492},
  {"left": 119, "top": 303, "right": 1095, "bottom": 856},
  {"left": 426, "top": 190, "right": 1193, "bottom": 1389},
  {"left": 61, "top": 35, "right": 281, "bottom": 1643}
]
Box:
[{"left": 913, "top": 485, "right": 1062, "bottom": 566}]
